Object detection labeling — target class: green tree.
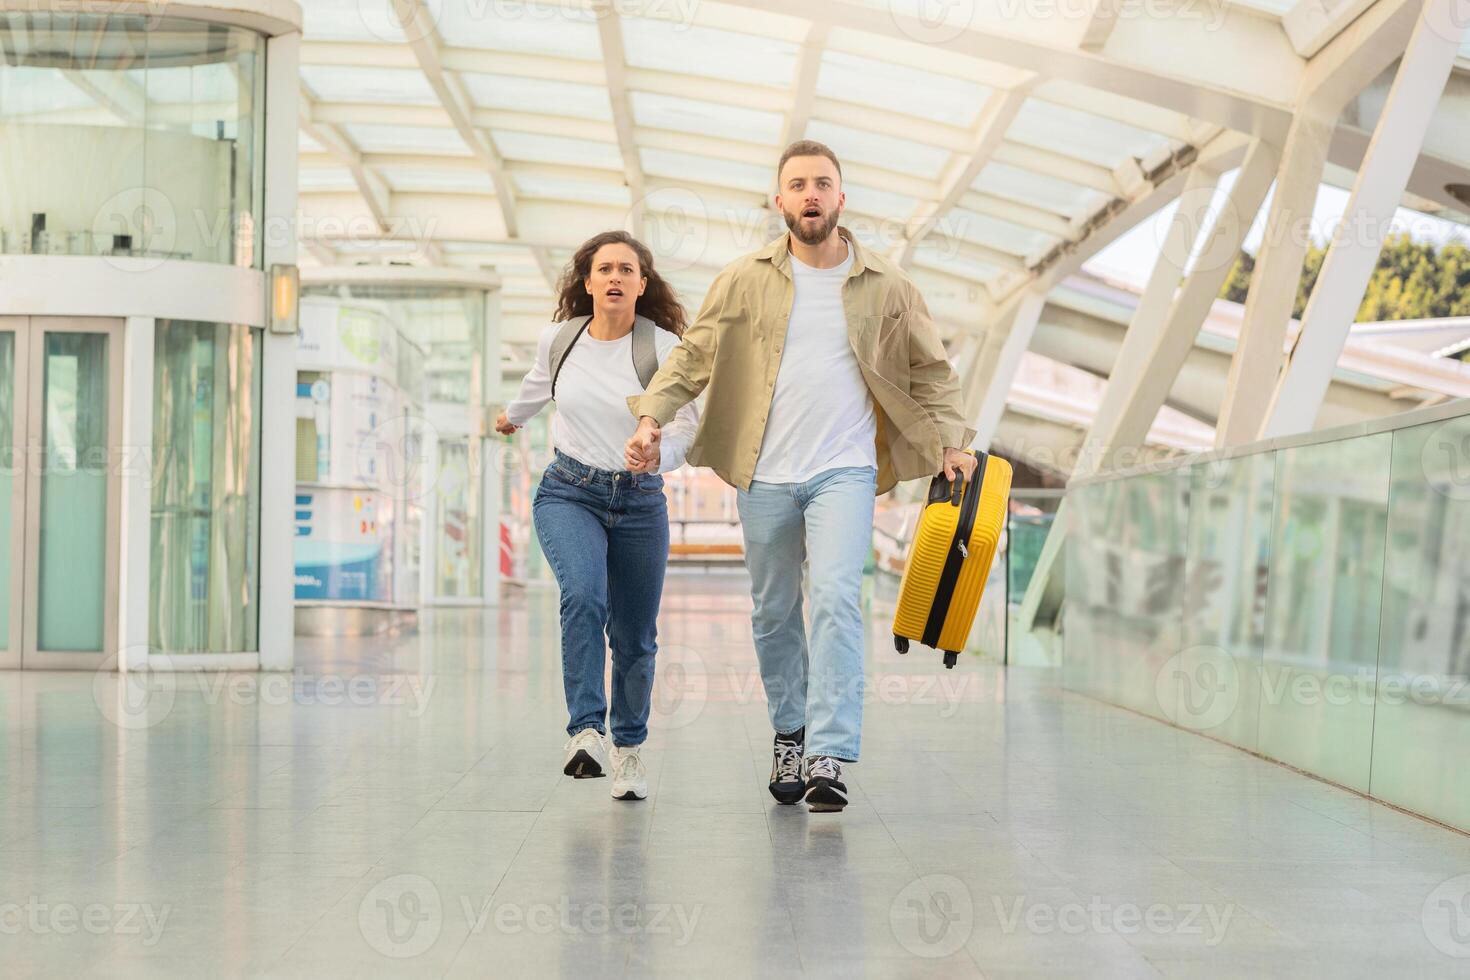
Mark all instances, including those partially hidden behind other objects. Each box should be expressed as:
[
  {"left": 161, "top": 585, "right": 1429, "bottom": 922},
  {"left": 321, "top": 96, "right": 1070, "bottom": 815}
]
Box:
[{"left": 1219, "top": 233, "right": 1470, "bottom": 322}]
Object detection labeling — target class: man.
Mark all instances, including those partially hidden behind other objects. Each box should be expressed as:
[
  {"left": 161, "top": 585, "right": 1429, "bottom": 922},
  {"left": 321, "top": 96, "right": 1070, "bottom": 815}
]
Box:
[{"left": 625, "top": 140, "right": 976, "bottom": 813}]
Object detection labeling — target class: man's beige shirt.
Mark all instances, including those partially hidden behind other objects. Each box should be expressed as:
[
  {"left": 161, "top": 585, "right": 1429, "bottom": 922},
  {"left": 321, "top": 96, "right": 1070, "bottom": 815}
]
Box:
[{"left": 628, "top": 227, "right": 974, "bottom": 496}]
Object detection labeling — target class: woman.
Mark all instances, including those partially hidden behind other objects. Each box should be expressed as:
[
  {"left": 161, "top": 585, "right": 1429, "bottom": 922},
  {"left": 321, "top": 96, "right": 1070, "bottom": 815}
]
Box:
[{"left": 495, "top": 231, "right": 697, "bottom": 802}]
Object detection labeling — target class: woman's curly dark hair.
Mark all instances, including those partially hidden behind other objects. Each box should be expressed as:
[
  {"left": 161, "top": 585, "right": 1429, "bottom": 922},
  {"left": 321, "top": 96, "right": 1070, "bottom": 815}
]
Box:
[{"left": 553, "top": 231, "right": 687, "bottom": 337}]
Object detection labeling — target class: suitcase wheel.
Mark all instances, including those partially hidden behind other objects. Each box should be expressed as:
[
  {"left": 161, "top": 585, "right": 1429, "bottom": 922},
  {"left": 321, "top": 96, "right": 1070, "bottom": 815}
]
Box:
[
  {"left": 943, "top": 651, "right": 958, "bottom": 669},
  {"left": 894, "top": 636, "right": 909, "bottom": 655}
]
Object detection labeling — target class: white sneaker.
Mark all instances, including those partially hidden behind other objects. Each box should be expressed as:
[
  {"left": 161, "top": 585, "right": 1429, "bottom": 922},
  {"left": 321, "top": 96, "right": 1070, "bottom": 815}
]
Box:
[
  {"left": 610, "top": 745, "right": 648, "bottom": 801},
  {"left": 563, "top": 728, "right": 610, "bottom": 778}
]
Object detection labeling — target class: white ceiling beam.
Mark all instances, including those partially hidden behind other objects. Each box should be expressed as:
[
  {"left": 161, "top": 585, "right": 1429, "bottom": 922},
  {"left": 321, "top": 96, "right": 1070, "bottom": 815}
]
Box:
[
  {"left": 899, "top": 85, "right": 1034, "bottom": 266},
  {"left": 780, "top": 22, "right": 829, "bottom": 150},
  {"left": 300, "top": 93, "right": 392, "bottom": 233},
  {"left": 989, "top": 142, "right": 1122, "bottom": 195},
  {"left": 1284, "top": 0, "right": 1381, "bottom": 58},
  {"left": 955, "top": 191, "right": 1075, "bottom": 239},
  {"left": 593, "top": 2, "right": 646, "bottom": 237},
  {"left": 388, "top": 0, "right": 518, "bottom": 238}
]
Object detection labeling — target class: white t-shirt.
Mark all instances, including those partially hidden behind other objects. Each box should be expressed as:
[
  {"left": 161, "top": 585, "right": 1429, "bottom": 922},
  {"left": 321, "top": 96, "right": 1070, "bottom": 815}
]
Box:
[
  {"left": 752, "top": 244, "right": 877, "bottom": 483},
  {"left": 504, "top": 321, "right": 699, "bottom": 474}
]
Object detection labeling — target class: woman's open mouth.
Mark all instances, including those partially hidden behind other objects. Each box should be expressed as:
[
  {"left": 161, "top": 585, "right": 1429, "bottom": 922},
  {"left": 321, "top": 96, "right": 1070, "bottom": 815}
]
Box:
[{"left": 606, "top": 287, "right": 624, "bottom": 299}]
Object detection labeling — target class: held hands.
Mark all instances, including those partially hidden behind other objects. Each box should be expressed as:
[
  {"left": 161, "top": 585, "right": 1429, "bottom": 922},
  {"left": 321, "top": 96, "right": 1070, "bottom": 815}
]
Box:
[
  {"left": 624, "top": 416, "right": 663, "bottom": 474},
  {"left": 493, "top": 411, "right": 519, "bottom": 436},
  {"left": 941, "top": 447, "right": 978, "bottom": 483}
]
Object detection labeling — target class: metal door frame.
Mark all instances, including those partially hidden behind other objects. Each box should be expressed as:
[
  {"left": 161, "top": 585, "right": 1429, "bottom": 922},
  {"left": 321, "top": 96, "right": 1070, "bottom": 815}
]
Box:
[{"left": 18, "top": 316, "right": 124, "bottom": 670}]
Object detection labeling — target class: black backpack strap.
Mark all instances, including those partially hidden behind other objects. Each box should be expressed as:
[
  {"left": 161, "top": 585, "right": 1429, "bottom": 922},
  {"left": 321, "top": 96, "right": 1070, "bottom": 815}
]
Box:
[{"left": 548, "top": 315, "right": 592, "bottom": 400}]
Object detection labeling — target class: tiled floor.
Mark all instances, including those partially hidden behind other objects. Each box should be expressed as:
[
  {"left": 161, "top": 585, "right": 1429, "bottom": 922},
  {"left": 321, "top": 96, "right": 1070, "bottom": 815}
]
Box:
[{"left": 3, "top": 573, "right": 1470, "bottom": 978}]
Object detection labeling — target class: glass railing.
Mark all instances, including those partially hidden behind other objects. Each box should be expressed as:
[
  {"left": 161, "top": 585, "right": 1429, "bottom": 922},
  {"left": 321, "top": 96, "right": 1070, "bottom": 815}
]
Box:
[{"left": 1062, "top": 400, "right": 1470, "bottom": 832}]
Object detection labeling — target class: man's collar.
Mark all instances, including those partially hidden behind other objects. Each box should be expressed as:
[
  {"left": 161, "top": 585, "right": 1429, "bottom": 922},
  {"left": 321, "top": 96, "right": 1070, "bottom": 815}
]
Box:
[{"left": 759, "top": 225, "right": 867, "bottom": 278}]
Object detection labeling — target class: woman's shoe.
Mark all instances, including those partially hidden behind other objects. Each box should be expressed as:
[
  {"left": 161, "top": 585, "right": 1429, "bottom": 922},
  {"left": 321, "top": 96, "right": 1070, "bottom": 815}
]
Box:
[
  {"left": 563, "top": 728, "right": 610, "bottom": 778},
  {"left": 610, "top": 745, "right": 648, "bottom": 801}
]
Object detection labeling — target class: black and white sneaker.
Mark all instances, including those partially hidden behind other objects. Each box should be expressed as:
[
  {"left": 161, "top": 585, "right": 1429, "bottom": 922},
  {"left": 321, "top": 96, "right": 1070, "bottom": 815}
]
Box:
[
  {"left": 804, "top": 755, "right": 848, "bottom": 813},
  {"left": 562, "top": 728, "right": 610, "bottom": 778},
  {"left": 769, "top": 727, "right": 805, "bottom": 805}
]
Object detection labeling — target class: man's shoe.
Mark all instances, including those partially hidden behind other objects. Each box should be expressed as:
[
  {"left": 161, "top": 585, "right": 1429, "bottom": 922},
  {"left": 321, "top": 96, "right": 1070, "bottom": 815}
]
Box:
[
  {"left": 769, "top": 727, "right": 805, "bottom": 805},
  {"left": 563, "top": 728, "right": 610, "bottom": 778},
  {"left": 804, "top": 755, "right": 848, "bottom": 813},
  {"left": 610, "top": 745, "right": 649, "bottom": 801}
]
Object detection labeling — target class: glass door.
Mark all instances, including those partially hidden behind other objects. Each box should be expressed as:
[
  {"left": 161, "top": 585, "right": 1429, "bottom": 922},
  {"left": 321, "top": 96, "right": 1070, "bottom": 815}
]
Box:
[
  {"left": 0, "top": 319, "right": 26, "bottom": 668},
  {"left": 7, "top": 318, "right": 123, "bottom": 669}
]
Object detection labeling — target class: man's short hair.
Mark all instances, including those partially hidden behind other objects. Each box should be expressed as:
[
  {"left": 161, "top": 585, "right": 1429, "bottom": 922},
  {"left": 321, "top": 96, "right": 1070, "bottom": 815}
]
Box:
[{"left": 777, "top": 140, "right": 842, "bottom": 184}]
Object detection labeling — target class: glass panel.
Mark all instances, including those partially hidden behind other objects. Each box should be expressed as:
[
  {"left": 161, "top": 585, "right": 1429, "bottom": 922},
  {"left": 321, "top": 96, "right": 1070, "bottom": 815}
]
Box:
[
  {"left": 1257, "top": 434, "right": 1390, "bottom": 793},
  {"left": 0, "top": 13, "right": 264, "bottom": 266},
  {"left": 299, "top": 66, "right": 438, "bottom": 104},
  {"left": 513, "top": 174, "right": 631, "bottom": 207},
  {"left": 378, "top": 168, "right": 496, "bottom": 194},
  {"left": 640, "top": 148, "right": 770, "bottom": 194},
  {"left": 435, "top": 437, "right": 481, "bottom": 598},
  {"left": 461, "top": 73, "right": 611, "bottom": 121},
  {"left": 972, "top": 162, "right": 1109, "bottom": 220},
  {"left": 143, "top": 26, "right": 264, "bottom": 265},
  {"left": 340, "top": 124, "right": 470, "bottom": 156},
  {"left": 945, "top": 208, "right": 1060, "bottom": 257},
  {"left": 150, "top": 322, "right": 262, "bottom": 653},
  {"left": 620, "top": 20, "right": 797, "bottom": 84},
  {"left": 1176, "top": 454, "right": 1277, "bottom": 749},
  {"left": 37, "top": 332, "right": 108, "bottom": 651},
  {"left": 816, "top": 50, "right": 990, "bottom": 127},
  {"left": 630, "top": 92, "right": 783, "bottom": 145},
  {"left": 1370, "top": 417, "right": 1470, "bottom": 828},
  {"left": 1008, "top": 100, "right": 1174, "bottom": 170},
  {"left": 491, "top": 131, "right": 624, "bottom": 170},
  {"left": 1063, "top": 469, "right": 1191, "bottom": 720},
  {"left": 804, "top": 120, "right": 951, "bottom": 180},
  {"left": 0, "top": 333, "right": 13, "bottom": 650},
  {"left": 437, "top": 1, "right": 601, "bottom": 59}
]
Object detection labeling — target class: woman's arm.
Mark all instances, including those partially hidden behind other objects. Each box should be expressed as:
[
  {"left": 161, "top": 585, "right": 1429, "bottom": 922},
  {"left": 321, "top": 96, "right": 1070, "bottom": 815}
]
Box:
[
  {"left": 655, "top": 395, "right": 701, "bottom": 474},
  {"left": 503, "top": 325, "right": 556, "bottom": 427}
]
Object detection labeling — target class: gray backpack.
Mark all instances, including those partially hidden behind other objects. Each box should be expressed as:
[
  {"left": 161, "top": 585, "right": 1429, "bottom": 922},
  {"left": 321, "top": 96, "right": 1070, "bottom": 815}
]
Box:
[{"left": 548, "top": 314, "right": 660, "bottom": 399}]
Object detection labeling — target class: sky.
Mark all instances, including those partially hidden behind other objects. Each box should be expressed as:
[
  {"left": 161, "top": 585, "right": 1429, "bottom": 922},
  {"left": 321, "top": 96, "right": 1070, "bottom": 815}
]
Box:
[{"left": 1083, "top": 170, "right": 1470, "bottom": 291}]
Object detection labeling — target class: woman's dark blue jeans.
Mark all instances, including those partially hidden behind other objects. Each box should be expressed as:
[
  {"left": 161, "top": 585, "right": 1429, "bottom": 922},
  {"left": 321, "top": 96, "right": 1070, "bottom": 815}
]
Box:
[{"left": 532, "top": 450, "right": 669, "bottom": 747}]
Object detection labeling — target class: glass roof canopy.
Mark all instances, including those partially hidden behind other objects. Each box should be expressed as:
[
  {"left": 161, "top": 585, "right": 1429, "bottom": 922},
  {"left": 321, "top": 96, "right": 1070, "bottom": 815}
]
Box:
[{"left": 291, "top": 0, "right": 1470, "bottom": 345}]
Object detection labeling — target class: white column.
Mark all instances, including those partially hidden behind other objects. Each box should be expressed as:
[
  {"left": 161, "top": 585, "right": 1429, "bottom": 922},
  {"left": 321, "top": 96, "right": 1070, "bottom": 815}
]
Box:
[
  {"left": 967, "top": 288, "right": 1046, "bottom": 452},
  {"left": 1262, "top": 0, "right": 1469, "bottom": 439},
  {"left": 481, "top": 285, "right": 502, "bottom": 606},
  {"left": 258, "top": 30, "right": 300, "bottom": 671},
  {"left": 1088, "top": 142, "right": 1281, "bottom": 472},
  {"left": 117, "top": 316, "right": 154, "bottom": 673},
  {"left": 1214, "top": 104, "right": 1335, "bottom": 448}
]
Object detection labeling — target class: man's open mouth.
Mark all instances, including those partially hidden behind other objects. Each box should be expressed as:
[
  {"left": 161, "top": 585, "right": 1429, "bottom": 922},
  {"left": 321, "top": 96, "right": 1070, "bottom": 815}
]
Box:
[{"left": 802, "top": 207, "right": 821, "bottom": 219}]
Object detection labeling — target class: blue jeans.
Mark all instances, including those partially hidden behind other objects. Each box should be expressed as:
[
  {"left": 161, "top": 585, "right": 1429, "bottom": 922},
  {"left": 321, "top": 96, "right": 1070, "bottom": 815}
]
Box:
[
  {"left": 533, "top": 450, "right": 669, "bottom": 747},
  {"left": 736, "top": 465, "right": 877, "bottom": 762}
]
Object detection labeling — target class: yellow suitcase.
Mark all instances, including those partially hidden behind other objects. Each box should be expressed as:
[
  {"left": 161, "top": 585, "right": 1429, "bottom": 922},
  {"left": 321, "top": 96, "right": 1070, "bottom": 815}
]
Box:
[{"left": 892, "top": 449, "right": 1012, "bottom": 668}]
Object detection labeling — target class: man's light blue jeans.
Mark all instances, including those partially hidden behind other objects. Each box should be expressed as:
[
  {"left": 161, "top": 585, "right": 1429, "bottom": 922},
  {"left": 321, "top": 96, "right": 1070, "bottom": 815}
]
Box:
[{"left": 736, "top": 465, "right": 877, "bottom": 762}]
